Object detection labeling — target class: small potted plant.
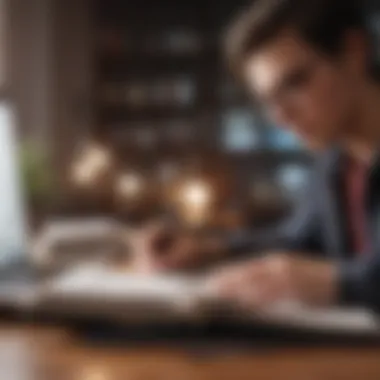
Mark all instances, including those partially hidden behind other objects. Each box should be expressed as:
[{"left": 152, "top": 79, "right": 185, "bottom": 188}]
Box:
[{"left": 18, "top": 141, "right": 55, "bottom": 230}]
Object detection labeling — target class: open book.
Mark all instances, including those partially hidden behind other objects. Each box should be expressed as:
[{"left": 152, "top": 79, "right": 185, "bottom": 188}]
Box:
[{"left": 40, "top": 264, "right": 380, "bottom": 336}]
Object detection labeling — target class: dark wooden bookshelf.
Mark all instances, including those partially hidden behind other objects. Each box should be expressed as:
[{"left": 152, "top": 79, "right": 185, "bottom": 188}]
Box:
[{"left": 91, "top": 0, "right": 312, "bottom": 227}]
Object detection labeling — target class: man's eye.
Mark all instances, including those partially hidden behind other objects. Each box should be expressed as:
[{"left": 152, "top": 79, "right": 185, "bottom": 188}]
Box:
[{"left": 287, "top": 68, "right": 312, "bottom": 90}]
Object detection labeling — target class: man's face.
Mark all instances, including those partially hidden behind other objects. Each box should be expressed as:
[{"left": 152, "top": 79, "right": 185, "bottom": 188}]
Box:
[{"left": 244, "top": 30, "right": 363, "bottom": 150}]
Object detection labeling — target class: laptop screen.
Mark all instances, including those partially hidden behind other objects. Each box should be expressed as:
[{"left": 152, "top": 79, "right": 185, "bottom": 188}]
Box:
[{"left": 0, "top": 102, "right": 28, "bottom": 264}]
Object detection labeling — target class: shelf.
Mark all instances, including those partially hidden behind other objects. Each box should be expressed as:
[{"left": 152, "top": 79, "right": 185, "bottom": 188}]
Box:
[
  {"left": 96, "top": 104, "right": 199, "bottom": 123},
  {"left": 97, "top": 57, "right": 204, "bottom": 82}
]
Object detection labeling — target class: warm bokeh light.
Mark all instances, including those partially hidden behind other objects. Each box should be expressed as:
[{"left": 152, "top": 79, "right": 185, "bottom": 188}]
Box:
[
  {"left": 71, "top": 162, "right": 97, "bottom": 187},
  {"left": 80, "top": 144, "right": 111, "bottom": 172},
  {"left": 182, "top": 180, "right": 212, "bottom": 208},
  {"left": 178, "top": 179, "right": 213, "bottom": 226},
  {"left": 71, "top": 144, "right": 112, "bottom": 187},
  {"left": 115, "top": 172, "right": 144, "bottom": 201}
]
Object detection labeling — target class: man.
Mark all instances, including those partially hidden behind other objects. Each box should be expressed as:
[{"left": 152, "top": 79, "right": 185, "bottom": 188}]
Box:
[{"left": 132, "top": 0, "right": 380, "bottom": 311}]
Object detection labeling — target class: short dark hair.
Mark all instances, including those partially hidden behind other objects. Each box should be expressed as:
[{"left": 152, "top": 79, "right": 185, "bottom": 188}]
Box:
[{"left": 226, "top": 0, "right": 378, "bottom": 81}]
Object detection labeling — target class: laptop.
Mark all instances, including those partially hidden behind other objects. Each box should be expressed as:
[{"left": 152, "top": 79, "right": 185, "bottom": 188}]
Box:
[{"left": 0, "top": 102, "right": 43, "bottom": 309}]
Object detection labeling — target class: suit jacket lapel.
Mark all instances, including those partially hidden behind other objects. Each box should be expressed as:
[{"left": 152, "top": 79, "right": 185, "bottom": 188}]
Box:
[{"left": 367, "top": 160, "right": 380, "bottom": 254}]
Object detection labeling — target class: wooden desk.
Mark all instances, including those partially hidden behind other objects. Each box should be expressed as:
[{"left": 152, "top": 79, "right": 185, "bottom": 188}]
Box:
[{"left": 0, "top": 323, "right": 380, "bottom": 380}]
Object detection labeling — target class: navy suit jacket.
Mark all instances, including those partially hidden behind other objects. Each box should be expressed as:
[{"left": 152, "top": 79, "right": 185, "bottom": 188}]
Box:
[{"left": 228, "top": 149, "right": 380, "bottom": 311}]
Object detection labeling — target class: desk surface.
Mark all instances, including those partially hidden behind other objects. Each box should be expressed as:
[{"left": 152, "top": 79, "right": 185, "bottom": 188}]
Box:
[{"left": 1, "top": 323, "right": 380, "bottom": 380}]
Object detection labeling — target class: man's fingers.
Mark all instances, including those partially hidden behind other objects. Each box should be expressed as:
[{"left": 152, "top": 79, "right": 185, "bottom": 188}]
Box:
[
  {"left": 207, "top": 262, "right": 254, "bottom": 298},
  {"left": 135, "top": 222, "right": 171, "bottom": 255},
  {"left": 237, "top": 277, "right": 287, "bottom": 309},
  {"left": 206, "top": 264, "right": 243, "bottom": 293},
  {"left": 157, "top": 236, "right": 197, "bottom": 270},
  {"left": 209, "top": 259, "right": 267, "bottom": 290},
  {"left": 128, "top": 220, "right": 175, "bottom": 273},
  {"left": 206, "top": 258, "right": 291, "bottom": 309}
]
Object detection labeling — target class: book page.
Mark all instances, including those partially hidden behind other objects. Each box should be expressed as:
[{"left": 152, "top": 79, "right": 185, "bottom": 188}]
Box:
[{"left": 45, "top": 264, "right": 380, "bottom": 334}]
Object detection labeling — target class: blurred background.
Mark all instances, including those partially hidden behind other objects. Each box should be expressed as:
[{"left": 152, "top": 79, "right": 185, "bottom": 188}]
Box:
[
  {"left": 0, "top": 5, "right": 380, "bottom": 374},
  {"left": 1, "top": 0, "right": 379, "bottom": 268}
]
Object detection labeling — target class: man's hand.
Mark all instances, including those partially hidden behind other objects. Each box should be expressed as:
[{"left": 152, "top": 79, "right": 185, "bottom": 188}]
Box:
[
  {"left": 207, "top": 253, "right": 338, "bottom": 308},
  {"left": 130, "top": 222, "right": 225, "bottom": 273}
]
